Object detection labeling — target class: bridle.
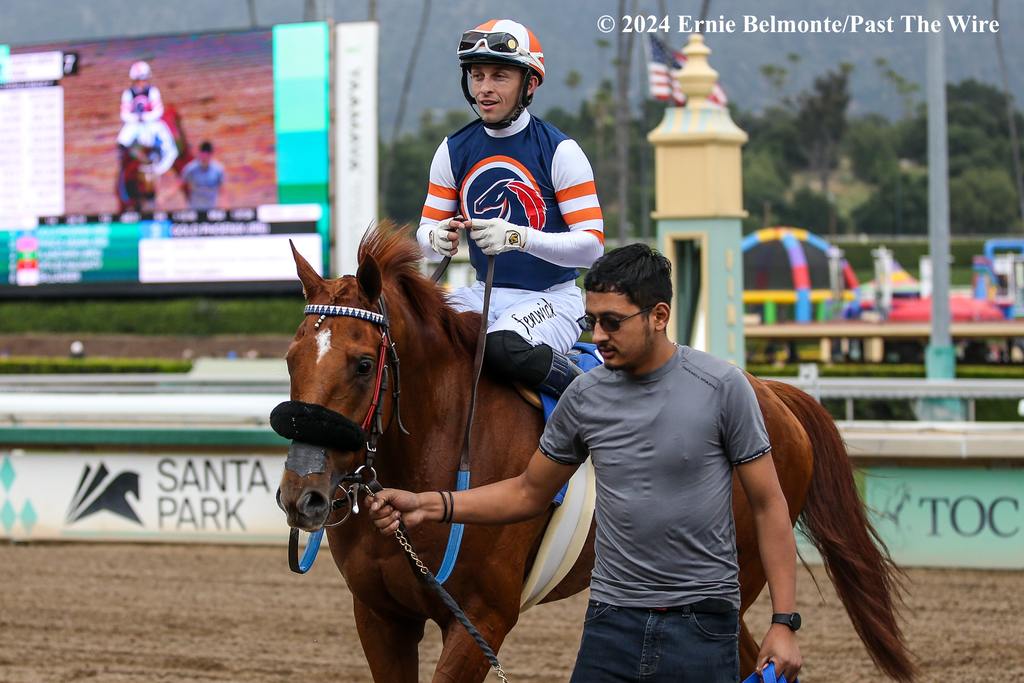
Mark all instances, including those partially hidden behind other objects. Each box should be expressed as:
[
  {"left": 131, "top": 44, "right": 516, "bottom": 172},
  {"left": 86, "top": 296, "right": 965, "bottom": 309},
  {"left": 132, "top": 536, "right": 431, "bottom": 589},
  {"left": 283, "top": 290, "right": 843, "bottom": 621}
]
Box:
[
  {"left": 300, "top": 296, "right": 408, "bottom": 528},
  {"left": 275, "top": 260, "right": 454, "bottom": 538}
]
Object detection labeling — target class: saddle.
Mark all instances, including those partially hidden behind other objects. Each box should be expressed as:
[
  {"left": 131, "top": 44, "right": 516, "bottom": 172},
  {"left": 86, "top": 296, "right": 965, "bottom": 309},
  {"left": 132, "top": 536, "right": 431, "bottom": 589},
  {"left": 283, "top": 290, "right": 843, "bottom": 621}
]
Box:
[{"left": 518, "top": 342, "right": 602, "bottom": 611}]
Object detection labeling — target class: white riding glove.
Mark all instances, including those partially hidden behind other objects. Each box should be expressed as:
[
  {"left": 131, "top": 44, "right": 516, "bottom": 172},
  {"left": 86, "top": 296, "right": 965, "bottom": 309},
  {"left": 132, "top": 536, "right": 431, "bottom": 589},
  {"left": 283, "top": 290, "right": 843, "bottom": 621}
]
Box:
[
  {"left": 469, "top": 218, "right": 528, "bottom": 256},
  {"left": 428, "top": 218, "right": 461, "bottom": 257}
]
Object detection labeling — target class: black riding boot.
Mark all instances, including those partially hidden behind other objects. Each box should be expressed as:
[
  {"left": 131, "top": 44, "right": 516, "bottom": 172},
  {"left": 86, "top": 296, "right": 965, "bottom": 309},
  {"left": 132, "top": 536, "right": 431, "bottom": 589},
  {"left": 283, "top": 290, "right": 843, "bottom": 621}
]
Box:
[
  {"left": 537, "top": 350, "right": 583, "bottom": 398},
  {"left": 483, "top": 330, "right": 582, "bottom": 398}
]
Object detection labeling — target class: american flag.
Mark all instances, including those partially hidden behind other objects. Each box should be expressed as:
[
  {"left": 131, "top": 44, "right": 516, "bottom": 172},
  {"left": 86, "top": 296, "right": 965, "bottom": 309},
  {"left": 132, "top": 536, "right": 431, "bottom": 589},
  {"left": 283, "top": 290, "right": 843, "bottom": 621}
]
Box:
[{"left": 646, "top": 35, "right": 727, "bottom": 107}]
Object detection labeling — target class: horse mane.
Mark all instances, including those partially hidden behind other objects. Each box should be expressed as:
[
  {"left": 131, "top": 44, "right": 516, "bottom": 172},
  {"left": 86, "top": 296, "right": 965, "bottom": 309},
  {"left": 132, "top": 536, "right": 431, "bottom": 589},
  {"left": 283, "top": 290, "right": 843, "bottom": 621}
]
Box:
[{"left": 358, "top": 223, "right": 479, "bottom": 354}]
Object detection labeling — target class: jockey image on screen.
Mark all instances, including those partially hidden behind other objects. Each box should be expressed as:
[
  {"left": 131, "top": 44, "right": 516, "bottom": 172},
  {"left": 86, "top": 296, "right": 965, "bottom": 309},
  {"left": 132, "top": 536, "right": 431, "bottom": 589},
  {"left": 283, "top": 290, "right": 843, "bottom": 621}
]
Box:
[
  {"left": 117, "top": 61, "right": 166, "bottom": 148},
  {"left": 417, "top": 19, "right": 605, "bottom": 399},
  {"left": 116, "top": 60, "right": 177, "bottom": 182}
]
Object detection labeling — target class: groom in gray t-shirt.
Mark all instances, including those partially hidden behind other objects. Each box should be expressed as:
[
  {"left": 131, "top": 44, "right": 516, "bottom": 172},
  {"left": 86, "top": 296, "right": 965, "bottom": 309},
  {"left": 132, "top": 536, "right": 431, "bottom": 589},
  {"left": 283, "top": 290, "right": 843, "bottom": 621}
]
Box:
[
  {"left": 540, "top": 342, "right": 770, "bottom": 611},
  {"left": 370, "top": 243, "right": 802, "bottom": 682}
]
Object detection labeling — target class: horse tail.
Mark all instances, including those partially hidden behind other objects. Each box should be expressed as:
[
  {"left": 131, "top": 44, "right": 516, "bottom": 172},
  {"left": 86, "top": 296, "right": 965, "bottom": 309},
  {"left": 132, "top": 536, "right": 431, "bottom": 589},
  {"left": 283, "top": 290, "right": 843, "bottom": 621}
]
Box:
[{"left": 769, "top": 381, "right": 917, "bottom": 682}]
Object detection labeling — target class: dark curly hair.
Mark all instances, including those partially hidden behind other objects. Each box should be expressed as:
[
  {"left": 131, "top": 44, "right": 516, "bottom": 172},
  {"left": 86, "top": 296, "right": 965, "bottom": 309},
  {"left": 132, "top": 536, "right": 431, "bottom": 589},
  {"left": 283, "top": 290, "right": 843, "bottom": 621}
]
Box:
[{"left": 583, "top": 243, "right": 672, "bottom": 309}]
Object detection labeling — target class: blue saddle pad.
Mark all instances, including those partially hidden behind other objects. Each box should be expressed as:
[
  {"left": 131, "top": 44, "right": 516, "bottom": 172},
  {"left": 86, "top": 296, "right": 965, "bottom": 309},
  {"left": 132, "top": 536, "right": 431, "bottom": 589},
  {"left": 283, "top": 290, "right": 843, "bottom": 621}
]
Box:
[{"left": 541, "top": 342, "right": 601, "bottom": 505}]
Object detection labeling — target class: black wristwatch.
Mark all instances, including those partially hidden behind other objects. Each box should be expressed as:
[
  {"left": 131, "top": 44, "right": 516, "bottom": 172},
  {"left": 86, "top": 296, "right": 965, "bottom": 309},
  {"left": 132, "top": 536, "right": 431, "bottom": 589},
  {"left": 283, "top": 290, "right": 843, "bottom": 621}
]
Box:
[{"left": 771, "top": 612, "right": 801, "bottom": 632}]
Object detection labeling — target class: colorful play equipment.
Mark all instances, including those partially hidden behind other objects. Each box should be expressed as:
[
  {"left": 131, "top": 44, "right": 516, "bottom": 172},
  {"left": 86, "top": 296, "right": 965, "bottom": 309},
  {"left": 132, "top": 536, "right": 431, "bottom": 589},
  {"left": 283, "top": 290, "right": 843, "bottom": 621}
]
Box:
[
  {"left": 972, "top": 238, "right": 1024, "bottom": 319},
  {"left": 742, "top": 227, "right": 861, "bottom": 323}
]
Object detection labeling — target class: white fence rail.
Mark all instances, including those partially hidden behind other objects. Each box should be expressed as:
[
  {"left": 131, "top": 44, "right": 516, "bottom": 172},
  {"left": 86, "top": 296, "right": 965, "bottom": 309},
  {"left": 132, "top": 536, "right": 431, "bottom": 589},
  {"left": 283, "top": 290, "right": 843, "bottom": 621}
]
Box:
[{"left": 769, "top": 376, "right": 1024, "bottom": 421}]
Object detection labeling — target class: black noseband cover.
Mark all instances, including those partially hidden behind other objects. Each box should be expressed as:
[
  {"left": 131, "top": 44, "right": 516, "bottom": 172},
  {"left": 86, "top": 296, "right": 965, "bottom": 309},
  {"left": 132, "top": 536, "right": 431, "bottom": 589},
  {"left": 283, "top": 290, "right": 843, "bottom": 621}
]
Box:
[{"left": 270, "top": 400, "right": 366, "bottom": 452}]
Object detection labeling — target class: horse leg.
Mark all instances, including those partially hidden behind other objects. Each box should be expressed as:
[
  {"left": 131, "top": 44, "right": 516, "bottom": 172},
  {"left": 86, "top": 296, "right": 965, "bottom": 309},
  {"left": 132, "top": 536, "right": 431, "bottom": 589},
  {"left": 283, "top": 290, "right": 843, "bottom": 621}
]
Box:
[
  {"left": 734, "top": 481, "right": 769, "bottom": 679},
  {"left": 739, "top": 620, "right": 760, "bottom": 677},
  {"left": 352, "top": 596, "right": 425, "bottom": 683},
  {"left": 432, "top": 609, "right": 516, "bottom": 683}
]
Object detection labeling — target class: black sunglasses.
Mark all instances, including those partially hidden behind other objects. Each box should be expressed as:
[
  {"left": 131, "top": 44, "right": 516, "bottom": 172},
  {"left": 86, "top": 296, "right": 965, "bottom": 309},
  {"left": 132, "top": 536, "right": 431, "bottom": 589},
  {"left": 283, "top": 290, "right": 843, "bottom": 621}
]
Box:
[
  {"left": 458, "top": 31, "right": 522, "bottom": 55},
  {"left": 578, "top": 307, "right": 653, "bottom": 333}
]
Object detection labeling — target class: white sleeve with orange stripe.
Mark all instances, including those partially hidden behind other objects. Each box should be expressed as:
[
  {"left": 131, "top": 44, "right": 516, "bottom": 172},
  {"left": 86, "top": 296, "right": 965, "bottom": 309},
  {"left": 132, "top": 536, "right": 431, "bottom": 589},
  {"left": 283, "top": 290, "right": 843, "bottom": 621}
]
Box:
[
  {"left": 416, "top": 139, "right": 459, "bottom": 261},
  {"left": 521, "top": 139, "right": 604, "bottom": 268}
]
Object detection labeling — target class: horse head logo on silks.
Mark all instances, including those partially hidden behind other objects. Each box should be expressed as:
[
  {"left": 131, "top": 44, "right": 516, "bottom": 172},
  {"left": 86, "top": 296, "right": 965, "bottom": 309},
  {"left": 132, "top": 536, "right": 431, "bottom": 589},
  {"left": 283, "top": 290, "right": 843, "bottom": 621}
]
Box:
[{"left": 473, "top": 179, "right": 547, "bottom": 230}]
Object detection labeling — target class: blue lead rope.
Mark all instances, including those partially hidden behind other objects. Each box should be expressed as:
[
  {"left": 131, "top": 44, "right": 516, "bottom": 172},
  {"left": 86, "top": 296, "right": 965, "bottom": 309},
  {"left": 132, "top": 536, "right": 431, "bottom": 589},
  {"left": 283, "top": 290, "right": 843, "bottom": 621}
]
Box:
[
  {"left": 742, "top": 663, "right": 799, "bottom": 683},
  {"left": 288, "top": 527, "right": 325, "bottom": 574},
  {"left": 436, "top": 469, "right": 471, "bottom": 584}
]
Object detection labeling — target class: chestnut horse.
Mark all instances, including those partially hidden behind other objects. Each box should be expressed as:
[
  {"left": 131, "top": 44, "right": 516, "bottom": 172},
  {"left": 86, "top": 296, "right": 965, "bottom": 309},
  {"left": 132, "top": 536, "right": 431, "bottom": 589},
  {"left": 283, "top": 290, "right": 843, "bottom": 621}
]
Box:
[{"left": 277, "top": 226, "right": 916, "bottom": 682}]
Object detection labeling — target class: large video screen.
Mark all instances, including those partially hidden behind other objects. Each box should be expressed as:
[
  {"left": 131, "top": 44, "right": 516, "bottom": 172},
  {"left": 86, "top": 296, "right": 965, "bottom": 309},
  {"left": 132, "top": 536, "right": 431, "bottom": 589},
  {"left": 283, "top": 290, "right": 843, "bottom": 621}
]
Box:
[{"left": 0, "top": 23, "right": 329, "bottom": 297}]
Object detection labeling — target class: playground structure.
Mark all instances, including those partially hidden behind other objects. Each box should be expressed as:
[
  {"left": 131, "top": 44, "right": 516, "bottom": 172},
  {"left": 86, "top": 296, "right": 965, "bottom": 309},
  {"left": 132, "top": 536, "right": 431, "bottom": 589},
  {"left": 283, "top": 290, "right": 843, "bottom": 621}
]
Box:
[
  {"left": 972, "top": 238, "right": 1024, "bottom": 320},
  {"left": 742, "top": 227, "right": 861, "bottom": 324},
  {"left": 744, "top": 228, "right": 1019, "bottom": 326}
]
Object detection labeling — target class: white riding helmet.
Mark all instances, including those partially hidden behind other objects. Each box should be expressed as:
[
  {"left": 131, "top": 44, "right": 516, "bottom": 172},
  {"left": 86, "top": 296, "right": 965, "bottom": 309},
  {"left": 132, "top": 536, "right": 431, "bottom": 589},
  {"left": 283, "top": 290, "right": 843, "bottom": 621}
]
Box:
[
  {"left": 457, "top": 19, "right": 545, "bottom": 84},
  {"left": 457, "top": 19, "right": 545, "bottom": 129},
  {"left": 129, "top": 61, "right": 152, "bottom": 81}
]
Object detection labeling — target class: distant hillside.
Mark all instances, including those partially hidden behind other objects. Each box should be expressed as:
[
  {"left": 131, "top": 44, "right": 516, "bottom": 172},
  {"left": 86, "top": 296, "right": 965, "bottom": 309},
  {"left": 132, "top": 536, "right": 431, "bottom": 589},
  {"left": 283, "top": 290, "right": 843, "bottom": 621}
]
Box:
[{"left": 3, "top": 0, "right": 1023, "bottom": 136}]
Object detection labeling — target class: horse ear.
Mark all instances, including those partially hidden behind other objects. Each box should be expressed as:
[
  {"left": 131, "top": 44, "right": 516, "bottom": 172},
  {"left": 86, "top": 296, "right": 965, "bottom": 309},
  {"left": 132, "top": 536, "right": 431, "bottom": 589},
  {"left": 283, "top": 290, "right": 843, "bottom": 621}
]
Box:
[
  {"left": 290, "top": 240, "right": 324, "bottom": 300},
  {"left": 356, "top": 254, "right": 382, "bottom": 304}
]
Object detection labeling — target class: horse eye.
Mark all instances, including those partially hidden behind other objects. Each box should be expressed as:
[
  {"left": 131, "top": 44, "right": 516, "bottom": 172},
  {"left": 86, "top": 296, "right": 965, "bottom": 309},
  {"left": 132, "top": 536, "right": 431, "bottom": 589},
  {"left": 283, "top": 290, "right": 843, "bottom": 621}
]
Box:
[{"left": 356, "top": 358, "right": 374, "bottom": 375}]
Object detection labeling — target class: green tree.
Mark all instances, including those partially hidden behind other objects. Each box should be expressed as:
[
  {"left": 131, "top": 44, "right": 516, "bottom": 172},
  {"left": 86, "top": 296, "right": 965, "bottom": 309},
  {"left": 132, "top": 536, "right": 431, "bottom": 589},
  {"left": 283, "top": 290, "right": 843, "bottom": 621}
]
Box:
[
  {"left": 851, "top": 170, "right": 928, "bottom": 235},
  {"left": 874, "top": 57, "right": 920, "bottom": 119},
  {"left": 734, "top": 106, "right": 804, "bottom": 180},
  {"left": 950, "top": 168, "right": 1021, "bottom": 233},
  {"left": 795, "top": 63, "right": 853, "bottom": 234},
  {"left": 898, "top": 79, "right": 1024, "bottom": 181},
  {"left": 993, "top": 0, "right": 1024, "bottom": 222},
  {"left": 742, "top": 149, "right": 788, "bottom": 232},
  {"left": 379, "top": 0, "right": 432, "bottom": 200},
  {"left": 777, "top": 187, "right": 849, "bottom": 233},
  {"left": 379, "top": 110, "right": 470, "bottom": 225},
  {"left": 844, "top": 115, "right": 899, "bottom": 185}
]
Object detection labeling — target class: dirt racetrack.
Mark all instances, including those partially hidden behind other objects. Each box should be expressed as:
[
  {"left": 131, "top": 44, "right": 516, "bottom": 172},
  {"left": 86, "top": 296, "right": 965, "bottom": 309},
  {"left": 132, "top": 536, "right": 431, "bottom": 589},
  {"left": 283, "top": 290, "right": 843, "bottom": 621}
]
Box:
[{"left": 0, "top": 542, "right": 1020, "bottom": 682}]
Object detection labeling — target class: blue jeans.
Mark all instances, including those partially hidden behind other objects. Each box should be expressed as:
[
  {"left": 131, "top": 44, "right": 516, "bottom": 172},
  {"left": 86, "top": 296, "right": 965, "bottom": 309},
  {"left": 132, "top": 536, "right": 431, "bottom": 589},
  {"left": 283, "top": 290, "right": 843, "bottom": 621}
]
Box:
[{"left": 569, "top": 599, "right": 739, "bottom": 682}]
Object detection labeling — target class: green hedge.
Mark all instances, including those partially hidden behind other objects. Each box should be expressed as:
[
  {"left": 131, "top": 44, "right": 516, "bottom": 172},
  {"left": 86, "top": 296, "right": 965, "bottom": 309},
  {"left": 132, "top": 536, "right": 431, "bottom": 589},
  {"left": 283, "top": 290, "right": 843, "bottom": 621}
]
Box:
[
  {"left": 0, "top": 356, "right": 192, "bottom": 374},
  {"left": 747, "top": 363, "right": 1024, "bottom": 379},
  {"left": 0, "top": 297, "right": 304, "bottom": 335}
]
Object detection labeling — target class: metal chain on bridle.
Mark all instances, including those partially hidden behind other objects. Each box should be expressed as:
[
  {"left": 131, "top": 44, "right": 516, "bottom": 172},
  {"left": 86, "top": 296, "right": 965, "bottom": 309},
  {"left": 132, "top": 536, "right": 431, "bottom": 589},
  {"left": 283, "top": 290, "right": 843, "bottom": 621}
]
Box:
[{"left": 307, "top": 254, "right": 509, "bottom": 682}]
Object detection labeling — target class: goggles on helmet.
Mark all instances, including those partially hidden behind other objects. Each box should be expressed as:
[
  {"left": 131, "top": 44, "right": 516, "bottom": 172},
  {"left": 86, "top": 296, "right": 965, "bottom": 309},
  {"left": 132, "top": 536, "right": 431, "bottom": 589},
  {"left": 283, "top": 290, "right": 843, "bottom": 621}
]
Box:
[{"left": 458, "top": 30, "right": 528, "bottom": 58}]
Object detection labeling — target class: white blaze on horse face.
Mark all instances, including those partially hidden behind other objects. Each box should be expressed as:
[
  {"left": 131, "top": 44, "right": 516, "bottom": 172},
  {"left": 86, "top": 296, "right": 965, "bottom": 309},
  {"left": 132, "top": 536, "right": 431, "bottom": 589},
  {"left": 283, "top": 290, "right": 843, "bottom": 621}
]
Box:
[{"left": 315, "top": 329, "right": 332, "bottom": 363}]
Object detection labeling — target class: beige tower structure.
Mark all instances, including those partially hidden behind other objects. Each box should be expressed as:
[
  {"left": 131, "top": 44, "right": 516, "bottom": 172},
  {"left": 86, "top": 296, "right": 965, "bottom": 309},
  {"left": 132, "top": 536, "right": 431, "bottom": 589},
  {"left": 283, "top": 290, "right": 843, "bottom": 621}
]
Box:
[{"left": 648, "top": 34, "right": 748, "bottom": 365}]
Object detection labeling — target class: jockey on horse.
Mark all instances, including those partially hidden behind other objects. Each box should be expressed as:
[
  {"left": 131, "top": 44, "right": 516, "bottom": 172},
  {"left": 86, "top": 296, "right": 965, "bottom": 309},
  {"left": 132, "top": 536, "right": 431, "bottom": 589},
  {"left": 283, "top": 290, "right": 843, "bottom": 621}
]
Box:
[
  {"left": 416, "top": 18, "right": 604, "bottom": 398},
  {"left": 116, "top": 61, "right": 178, "bottom": 208},
  {"left": 117, "top": 60, "right": 166, "bottom": 153}
]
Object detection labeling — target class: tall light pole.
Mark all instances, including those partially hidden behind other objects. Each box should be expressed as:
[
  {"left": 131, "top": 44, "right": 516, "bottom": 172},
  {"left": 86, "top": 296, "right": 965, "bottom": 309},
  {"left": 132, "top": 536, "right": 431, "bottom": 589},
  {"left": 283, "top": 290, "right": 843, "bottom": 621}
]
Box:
[{"left": 923, "top": 0, "right": 963, "bottom": 419}]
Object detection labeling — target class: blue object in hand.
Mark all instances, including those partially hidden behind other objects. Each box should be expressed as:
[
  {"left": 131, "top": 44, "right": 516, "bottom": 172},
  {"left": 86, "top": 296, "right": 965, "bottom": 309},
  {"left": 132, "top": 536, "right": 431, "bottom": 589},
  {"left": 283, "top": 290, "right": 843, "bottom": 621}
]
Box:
[{"left": 741, "top": 662, "right": 799, "bottom": 683}]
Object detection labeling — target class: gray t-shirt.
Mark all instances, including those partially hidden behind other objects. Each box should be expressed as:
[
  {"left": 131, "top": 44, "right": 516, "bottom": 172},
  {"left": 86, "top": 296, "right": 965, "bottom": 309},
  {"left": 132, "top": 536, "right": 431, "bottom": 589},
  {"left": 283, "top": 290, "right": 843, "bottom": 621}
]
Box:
[
  {"left": 182, "top": 159, "right": 225, "bottom": 209},
  {"left": 539, "top": 345, "right": 770, "bottom": 608}
]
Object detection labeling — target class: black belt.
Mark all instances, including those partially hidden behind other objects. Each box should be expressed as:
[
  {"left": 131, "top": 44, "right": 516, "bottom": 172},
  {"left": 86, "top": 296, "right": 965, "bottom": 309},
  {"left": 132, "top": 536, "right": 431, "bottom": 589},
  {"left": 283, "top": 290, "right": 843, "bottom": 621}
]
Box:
[{"left": 650, "top": 597, "right": 735, "bottom": 614}]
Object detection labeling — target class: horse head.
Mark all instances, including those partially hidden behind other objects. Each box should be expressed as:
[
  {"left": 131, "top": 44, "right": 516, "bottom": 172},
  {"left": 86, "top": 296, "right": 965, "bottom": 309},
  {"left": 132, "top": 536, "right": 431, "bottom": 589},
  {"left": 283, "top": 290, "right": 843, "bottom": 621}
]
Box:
[
  {"left": 118, "top": 142, "right": 158, "bottom": 211},
  {"left": 275, "top": 242, "right": 388, "bottom": 531}
]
